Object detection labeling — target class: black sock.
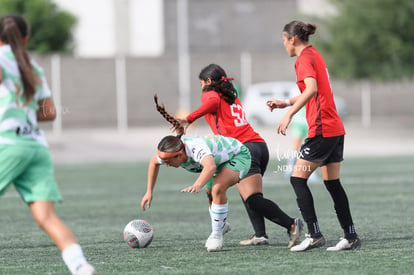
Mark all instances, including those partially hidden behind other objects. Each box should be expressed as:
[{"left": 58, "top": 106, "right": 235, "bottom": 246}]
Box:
[
  {"left": 246, "top": 193, "right": 294, "bottom": 230},
  {"left": 290, "top": 176, "right": 322, "bottom": 237},
  {"left": 241, "top": 195, "right": 267, "bottom": 238},
  {"left": 324, "top": 179, "right": 357, "bottom": 240}
]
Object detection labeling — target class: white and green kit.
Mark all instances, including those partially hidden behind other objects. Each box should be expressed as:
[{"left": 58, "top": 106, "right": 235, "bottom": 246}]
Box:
[
  {"left": 158, "top": 134, "right": 252, "bottom": 189},
  {"left": 0, "top": 44, "right": 61, "bottom": 203}
]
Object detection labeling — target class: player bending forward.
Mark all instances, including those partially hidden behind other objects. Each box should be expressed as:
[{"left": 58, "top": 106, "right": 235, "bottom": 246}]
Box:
[{"left": 141, "top": 135, "right": 251, "bottom": 252}]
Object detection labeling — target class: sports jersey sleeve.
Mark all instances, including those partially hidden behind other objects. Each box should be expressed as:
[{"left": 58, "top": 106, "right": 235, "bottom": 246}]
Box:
[
  {"left": 32, "top": 61, "right": 52, "bottom": 100},
  {"left": 186, "top": 91, "right": 220, "bottom": 123},
  {"left": 296, "top": 50, "right": 316, "bottom": 82},
  {"left": 190, "top": 141, "right": 213, "bottom": 163}
]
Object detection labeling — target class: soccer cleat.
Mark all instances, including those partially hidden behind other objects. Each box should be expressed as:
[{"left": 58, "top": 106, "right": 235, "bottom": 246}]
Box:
[
  {"left": 205, "top": 234, "right": 223, "bottom": 252},
  {"left": 239, "top": 235, "right": 269, "bottom": 246},
  {"left": 287, "top": 218, "right": 304, "bottom": 248},
  {"left": 205, "top": 223, "right": 231, "bottom": 247},
  {"left": 75, "top": 263, "right": 97, "bottom": 275},
  {"left": 327, "top": 237, "right": 361, "bottom": 251},
  {"left": 290, "top": 234, "right": 326, "bottom": 252}
]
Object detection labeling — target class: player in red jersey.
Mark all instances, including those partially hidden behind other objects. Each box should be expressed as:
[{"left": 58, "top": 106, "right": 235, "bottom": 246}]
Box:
[
  {"left": 267, "top": 20, "right": 361, "bottom": 252},
  {"left": 177, "top": 64, "right": 303, "bottom": 248}
]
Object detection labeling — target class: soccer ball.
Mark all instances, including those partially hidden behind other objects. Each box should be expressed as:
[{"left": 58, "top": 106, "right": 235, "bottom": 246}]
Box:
[{"left": 123, "top": 219, "right": 154, "bottom": 248}]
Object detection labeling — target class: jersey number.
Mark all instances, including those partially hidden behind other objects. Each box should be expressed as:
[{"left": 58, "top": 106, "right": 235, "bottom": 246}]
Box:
[{"left": 230, "top": 104, "right": 248, "bottom": 127}]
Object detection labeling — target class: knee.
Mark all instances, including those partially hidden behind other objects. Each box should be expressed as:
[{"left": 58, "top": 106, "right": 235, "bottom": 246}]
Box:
[
  {"left": 290, "top": 176, "right": 307, "bottom": 187},
  {"left": 211, "top": 184, "right": 227, "bottom": 200},
  {"left": 30, "top": 203, "right": 56, "bottom": 230},
  {"left": 33, "top": 211, "right": 53, "bottom": 230}
]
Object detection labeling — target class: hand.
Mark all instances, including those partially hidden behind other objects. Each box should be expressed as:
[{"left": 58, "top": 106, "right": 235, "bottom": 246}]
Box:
[
  {"left": 170, "top": 118, "right": 189, "bottom": 135},
  {"left": 181, "top": 184, "right": 201, "bottom": 193},
  {"left": 177, "top": 118, "right": 190, "bottom": 134},
  {"left": 140, "top": 192, "right": 153, "bottom": 211},
  {"left": 266, "top": 99, "right": 287, "bottom": 111},
  {"left": 277, "top": 114, "right": 292, "bottom": 136}
]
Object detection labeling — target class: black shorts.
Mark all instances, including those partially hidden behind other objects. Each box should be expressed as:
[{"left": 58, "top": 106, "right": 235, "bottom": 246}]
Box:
[
  {"left": 243, "top": 142, "right": 269, "bottom": 177},
  {"left": 299, "top": 135, "right": 344, "bottom": 166}
]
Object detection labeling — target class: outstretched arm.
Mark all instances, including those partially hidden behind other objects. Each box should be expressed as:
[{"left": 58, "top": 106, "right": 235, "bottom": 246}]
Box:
[
  {"left": 141, "top": 155, "right": 161, "bottom": 211},
  {"left": 181, "top": 155, "right": 216, "bottom": 193},
  {"left": 177, "top": 92, "right": 220, "bottom": 134}
]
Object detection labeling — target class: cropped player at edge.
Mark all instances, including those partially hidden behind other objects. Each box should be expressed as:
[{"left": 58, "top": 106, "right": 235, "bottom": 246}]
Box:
[
  {"left": 267, "top": 20, "right": 361, "bottom": 252},
  {"left": 141, "top": 134, "right": 251, "bottom": 252},
  {"left": 175, "top": 64, "right": 303, "bottom": 248},
  {"left": 0, "top": 15, "right": 96, "bottom": 274}
]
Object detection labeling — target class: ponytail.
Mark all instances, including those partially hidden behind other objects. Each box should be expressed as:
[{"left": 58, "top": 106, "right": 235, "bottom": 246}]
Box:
[
  {"left": 0, "top": 15, "right": 38, "bottom": 105},
  {"left": 283, "top": 20, "right": 317, "bottom": 43},
  {"left": 154, "top": 94, "right": 184, "bottom": 137},
  {"left": 199, "top": 64, "right": 237, "bottom": 105}
]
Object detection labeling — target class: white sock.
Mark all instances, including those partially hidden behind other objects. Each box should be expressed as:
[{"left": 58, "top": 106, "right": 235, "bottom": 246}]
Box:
[
  {"left": 210, "top": 202, "right": 228, "bottom": 236},
  {"left": 61, "top": 243, "right": 89, "bottom": 275}
]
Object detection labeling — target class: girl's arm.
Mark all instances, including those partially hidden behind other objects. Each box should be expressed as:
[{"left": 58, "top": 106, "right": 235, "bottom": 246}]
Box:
[
  {"left": 181, "top": 155, "right": 216, "bottom": 193},
  {"left": 141, "top": 155, "right": 161, "bottom": 211},
  {"left": 37, "top": 98, "right": 57, "bottom": 121},
  {"left": 277, "top": 77, "right": 317, "bottom": 135},
  {"left": 177, "top": 92, "right": 219, "bottom": 133}
]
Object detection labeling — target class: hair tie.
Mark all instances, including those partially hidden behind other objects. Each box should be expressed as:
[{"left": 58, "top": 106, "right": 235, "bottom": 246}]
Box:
[{"left": 221, "top": 76, "right": 234, "bottom": 82}]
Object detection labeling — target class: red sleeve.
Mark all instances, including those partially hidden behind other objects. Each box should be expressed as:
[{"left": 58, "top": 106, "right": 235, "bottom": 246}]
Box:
[
  {"left": 296, "top": 48, "right": 316, "bottom": 82},
  {"left": 186, "top": 91, "right": 220, "bottom": 123}
]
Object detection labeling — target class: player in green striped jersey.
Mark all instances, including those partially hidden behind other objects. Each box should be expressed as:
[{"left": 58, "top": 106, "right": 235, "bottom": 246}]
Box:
[
  {"left": 141, "top": 135, "right": 251, "bottom": 252},
  {"left": 0, "top": 15, "right": 96, "bottom": 275}
]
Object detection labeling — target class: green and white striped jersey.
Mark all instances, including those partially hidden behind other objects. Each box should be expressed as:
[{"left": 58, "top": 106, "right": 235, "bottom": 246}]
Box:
[
  {"left": 180, "top": 135, "right": 244, "bottom": 173},
  {"left": 0, "top": 45, "right": 51, "bottom": 146}
]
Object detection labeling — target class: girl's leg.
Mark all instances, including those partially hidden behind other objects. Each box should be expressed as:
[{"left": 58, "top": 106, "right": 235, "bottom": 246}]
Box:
[
  {"left": 289, "top": 159, "right": 327, "bottom": 251},
  {"left": 238, "top": 174, "right": 295, "bottom": 231},
  {"left": 321, "top": 163, "right": 358, "bottom": 240},
  {"left": 209, "top": 167, "right": 239, "bottom": 234},
  {"left": 237, "top": 174, "right": 267, "bottom": 240},
  {"left": 290, "top": 159, "right": 321, "bottom": 237},
  {"left": 205, "top": 168, "right": 239, "bottom": 251},
  {"left": 30, "top": 201, "right": 95, "bottom": 274}
]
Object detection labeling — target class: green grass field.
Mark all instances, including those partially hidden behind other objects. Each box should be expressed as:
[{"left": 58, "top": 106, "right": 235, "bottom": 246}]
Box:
[{"left": 1, "top": 155, "right": 413, "bottom": 275}]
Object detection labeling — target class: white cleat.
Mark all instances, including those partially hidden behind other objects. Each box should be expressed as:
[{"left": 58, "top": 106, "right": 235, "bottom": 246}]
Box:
[
  {"left": 239, "top": 235, "right": 269, "bottom": 246},
  {"left": 205, "top": 223, "right": 231, "bottom": 247},
  {"left": 290, "top": 234, "right": 326, "bottom": 252},
  {"left": 75, "top": 263, "right": 97, "bottom": 275},
  {"left": 205, "top": 234, "right": 223, "bottom": 252},
  {"left": 327, "top": 237, "right": 361, "bottom": 251}
]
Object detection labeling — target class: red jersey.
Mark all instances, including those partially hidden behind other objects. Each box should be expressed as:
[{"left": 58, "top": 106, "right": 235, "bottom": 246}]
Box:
[
  {"left": 295, "top": 45, "right": 345, "bottom": 138},
  {"left": 186, "top": 91, "right": 264, "bottom": 143}
]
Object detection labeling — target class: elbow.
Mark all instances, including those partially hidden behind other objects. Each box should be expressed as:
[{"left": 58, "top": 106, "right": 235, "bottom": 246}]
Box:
[
  {"left": 208, "top": 165, "right": 217, "bottom": 176},
  {"left": 44, "top": 108, "right": 57, "bottom": 121},
  {"left": 48, "top": 109, "right": 57, "bottom": 121}
]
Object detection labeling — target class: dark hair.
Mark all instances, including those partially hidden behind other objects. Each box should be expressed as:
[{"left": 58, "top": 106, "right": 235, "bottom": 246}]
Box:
[
  {"left": 283, "top": 20, "right": 316, "bottom": 43},
  {"left": 158, "top": 135, "right": 184, "bottom": 153},
  {"left": 198, "top": 64, "right": 237, "bottom": 105},
  {"left": 0, "top": 14, "right": 38, "bottom": 105},
  {"left": 153, "top": 94, "right": 184, "bottom": 137}
]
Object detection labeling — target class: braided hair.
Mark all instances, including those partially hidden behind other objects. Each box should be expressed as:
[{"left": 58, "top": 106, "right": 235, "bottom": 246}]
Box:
[
  {"left": 198, "top": 64, "right": 237, "bottom": 105},
  {"left": 154, "top": 94, "right": 184, "bottom": 137}
]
